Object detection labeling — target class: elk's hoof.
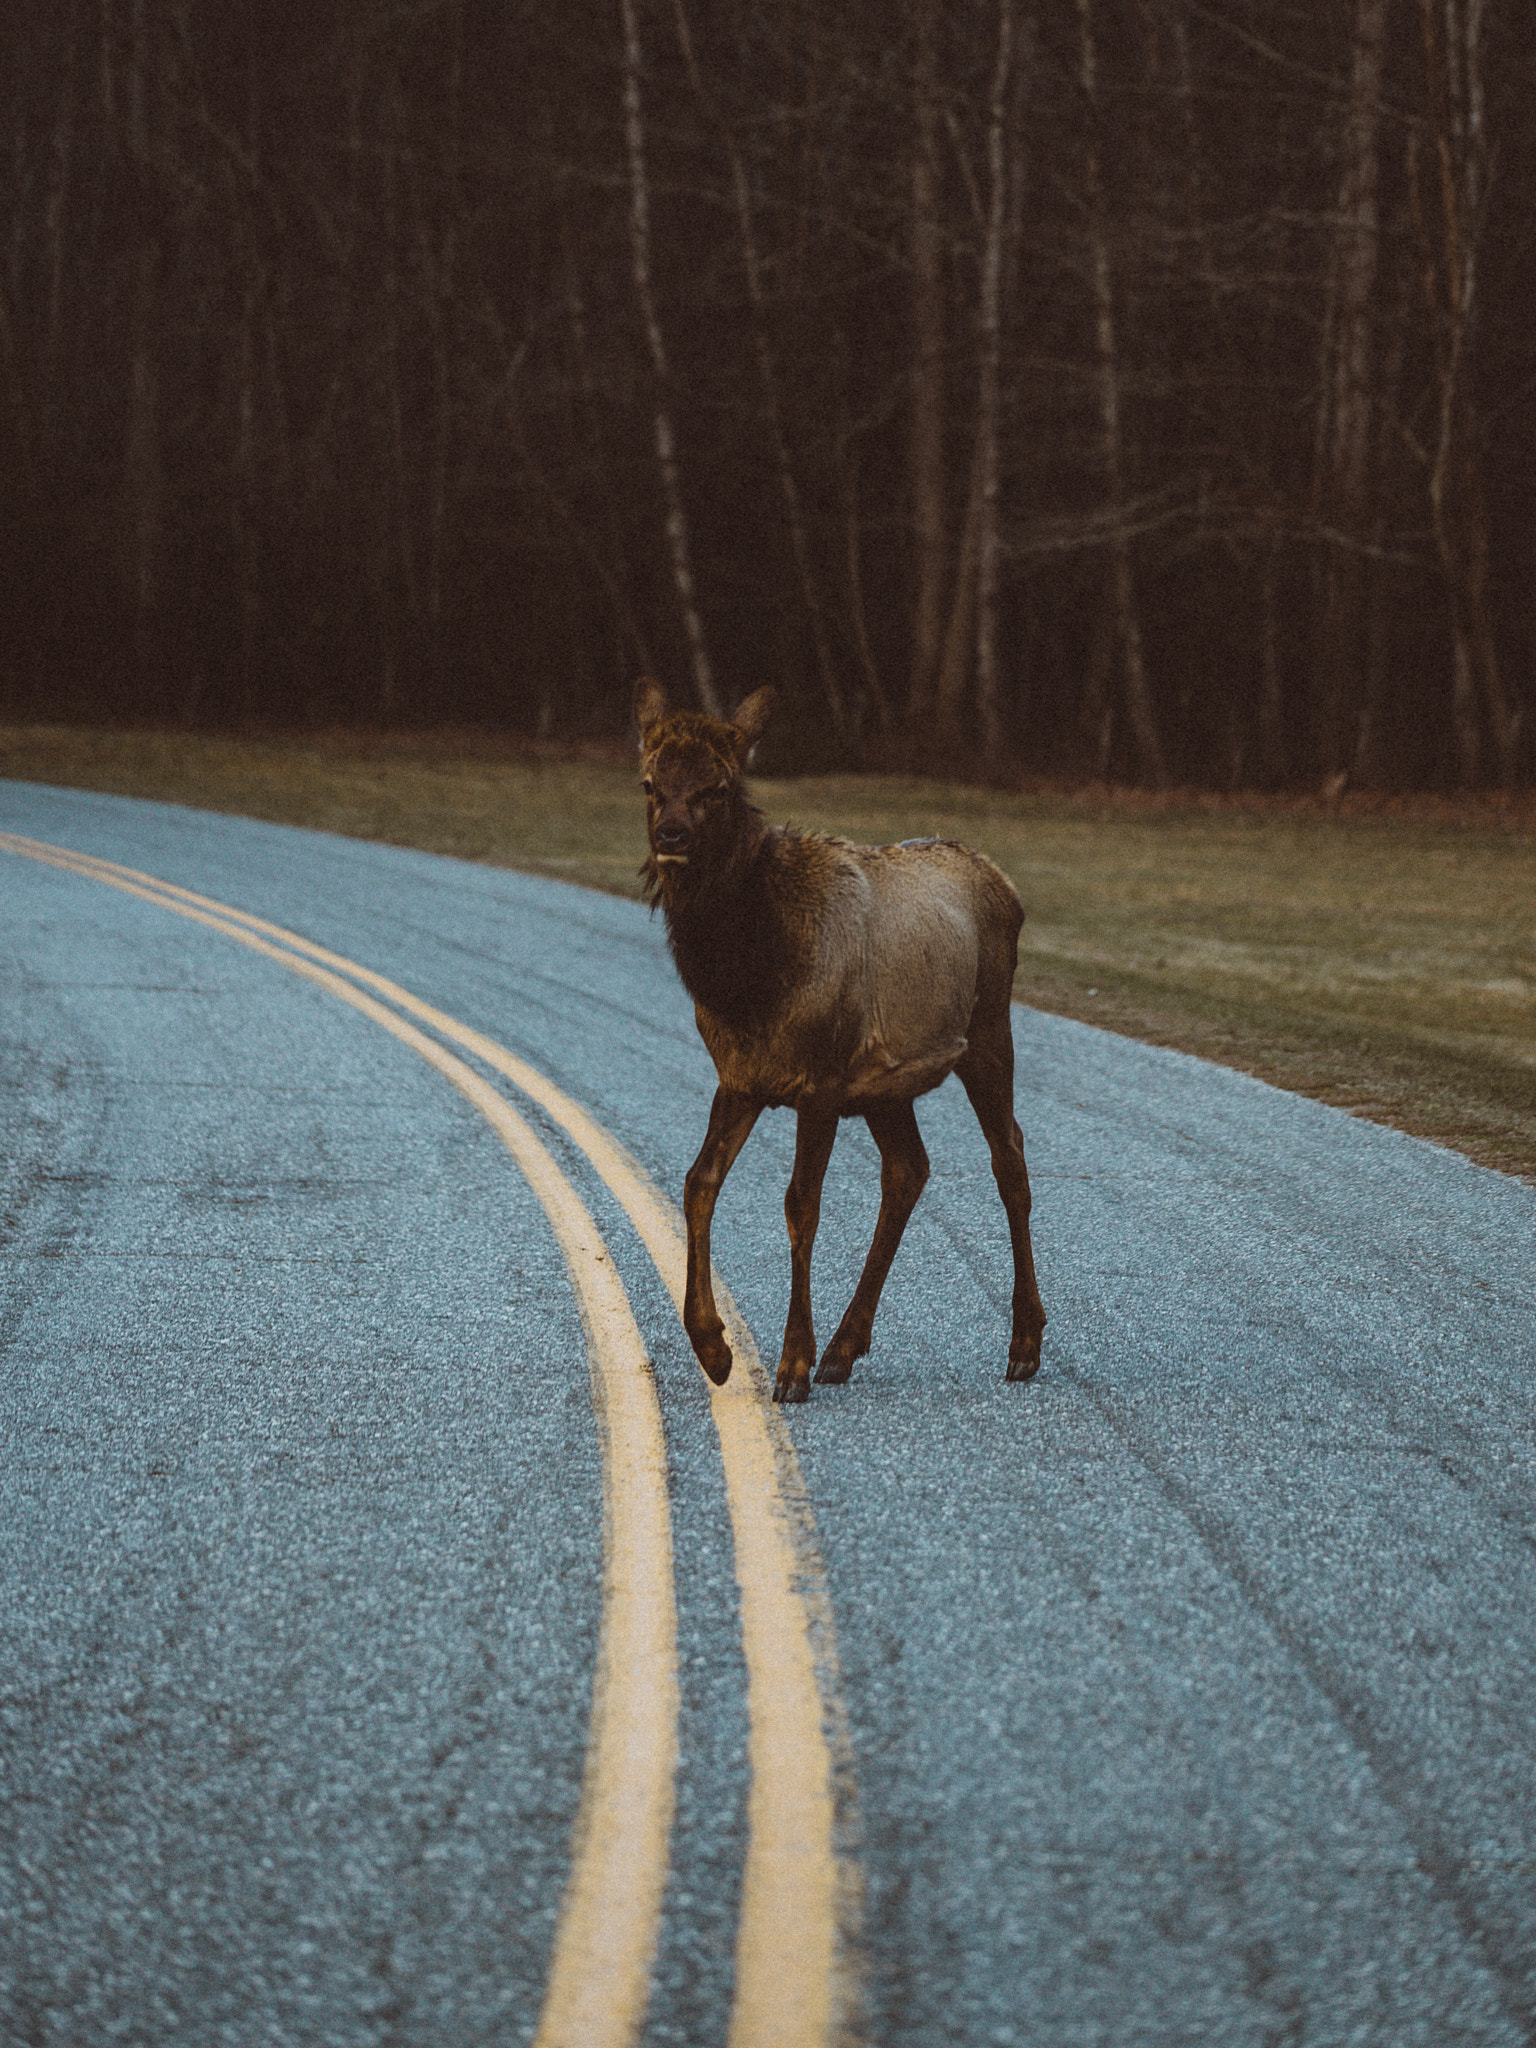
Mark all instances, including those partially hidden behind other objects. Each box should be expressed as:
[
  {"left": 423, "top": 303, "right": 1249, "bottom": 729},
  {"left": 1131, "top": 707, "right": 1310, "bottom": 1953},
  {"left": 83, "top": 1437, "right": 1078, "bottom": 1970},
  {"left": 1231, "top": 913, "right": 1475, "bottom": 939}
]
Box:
[
  {"left": 816, "top": 1320, "right": 870, "bottom": 1383},
  {"left": 1006, "top": 1339, "right": 1042, "bottom": 1382},
  {"left": 773, "top": 1370, "right": 810, "bottom": 1404},
  {"left": 695, "top": 1336, "right": 733, "bottom": 1386}
]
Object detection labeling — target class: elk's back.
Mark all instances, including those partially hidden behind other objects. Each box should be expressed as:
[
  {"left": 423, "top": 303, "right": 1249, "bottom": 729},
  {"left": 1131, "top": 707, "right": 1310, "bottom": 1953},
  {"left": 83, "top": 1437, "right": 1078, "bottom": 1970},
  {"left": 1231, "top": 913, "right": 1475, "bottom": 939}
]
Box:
[{"left": 696, "top": 833, "right": 1020, "bottom": 1111}]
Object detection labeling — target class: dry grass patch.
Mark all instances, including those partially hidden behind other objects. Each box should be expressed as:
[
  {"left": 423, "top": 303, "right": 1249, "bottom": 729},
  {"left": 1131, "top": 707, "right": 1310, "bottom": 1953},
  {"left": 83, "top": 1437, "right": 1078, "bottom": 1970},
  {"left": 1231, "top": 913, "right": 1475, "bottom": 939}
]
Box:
[
  {"left": 769, "top": 775, "right": 1536, "bottom": 1180},
  {"left": 0, "top": 725, "right": 648, "bottom": 894},
  {"left": 4, "top": 725, "right": 1532, "bottom": 1181}
]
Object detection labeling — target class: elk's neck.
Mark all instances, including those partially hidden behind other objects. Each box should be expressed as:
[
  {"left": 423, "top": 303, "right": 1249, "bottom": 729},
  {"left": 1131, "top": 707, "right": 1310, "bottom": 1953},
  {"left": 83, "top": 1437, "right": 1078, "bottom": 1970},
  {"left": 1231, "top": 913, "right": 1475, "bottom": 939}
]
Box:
[{"left": 659, "top": 823, "right": 786, "bottom": 1029}]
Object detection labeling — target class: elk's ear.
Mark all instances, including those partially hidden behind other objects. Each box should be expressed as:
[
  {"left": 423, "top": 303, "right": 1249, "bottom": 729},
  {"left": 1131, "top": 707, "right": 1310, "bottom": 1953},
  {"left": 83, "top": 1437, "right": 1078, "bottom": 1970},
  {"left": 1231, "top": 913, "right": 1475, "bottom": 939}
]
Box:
[
  {"left": 731, "top": 686, "right": 776, "bottom": 760},
  {"left": 634, "top": 677, "right": 668, "bottom": 749}
]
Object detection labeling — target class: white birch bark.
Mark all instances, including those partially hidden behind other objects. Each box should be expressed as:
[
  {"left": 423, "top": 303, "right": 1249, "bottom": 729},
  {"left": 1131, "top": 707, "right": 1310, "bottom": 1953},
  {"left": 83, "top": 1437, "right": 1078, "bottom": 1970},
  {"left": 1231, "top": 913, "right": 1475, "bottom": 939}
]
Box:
[
  {"left": 933, "top": 0, "right": 1022, "bottom": 752},
  {"left": 836, "top": 438, "right": 892, "bottom": 735},
  {"left": 1076, "top": 0, "right": 1167, "bottom": 786},
  {"left": 380, "top": 68, "right": 416, "bottom": 718},
  {"left": 907, "top": 0, "right": 948, "bottom": 720},
  {"left": 1313, "top": 0, "right": 1387, "bottom": 777},
  {"left": 933, "top": 473, "right": 980, "bottom": 738},
  {"left": 671, "top": 0, "right": 845, "bottom": 735},
  {"left": 425, "top": 1, "right": 464, "bottom": 702},
  {"left": 1414, "top": 0, "right": 1518, "bottom": 785},
  {"left": 973, "top": 0, "right": 1018, "bottom": 760},
  {"left": 621, "top": 0, "right": 721, "bottom": 718},
  {"left": 42, "top": 0, "right": 81, "bottom": 438},
  {"left": 121, "top": 0, "right": 162, "bottom": 693}
]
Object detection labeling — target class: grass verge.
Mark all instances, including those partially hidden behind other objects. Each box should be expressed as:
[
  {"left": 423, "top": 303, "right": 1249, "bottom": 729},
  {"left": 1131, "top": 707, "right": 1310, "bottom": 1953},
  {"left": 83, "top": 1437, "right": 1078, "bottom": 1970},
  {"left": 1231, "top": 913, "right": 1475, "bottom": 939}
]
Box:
[{"left": 3, "top": 724, "right": 1532, "bottom": 1182}]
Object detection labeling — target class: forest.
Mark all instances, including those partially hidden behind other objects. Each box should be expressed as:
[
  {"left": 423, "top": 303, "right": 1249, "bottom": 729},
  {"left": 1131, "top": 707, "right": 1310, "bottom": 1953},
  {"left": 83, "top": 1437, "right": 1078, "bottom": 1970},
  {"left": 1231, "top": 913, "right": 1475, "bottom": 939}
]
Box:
[{"left": 2, "top": 0, "right": 1533, "bottom": 786}]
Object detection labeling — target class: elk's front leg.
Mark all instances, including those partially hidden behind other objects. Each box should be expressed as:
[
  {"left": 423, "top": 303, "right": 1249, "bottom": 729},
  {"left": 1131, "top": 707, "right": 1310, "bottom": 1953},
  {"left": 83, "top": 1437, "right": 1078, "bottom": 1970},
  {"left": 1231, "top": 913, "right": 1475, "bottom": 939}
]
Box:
[
  {"left": 777, "top": 1105, "right": 838, "bottom": 1404},
  {"left": 683, "top": 1088, "right": 761, "bottom": 1385}
]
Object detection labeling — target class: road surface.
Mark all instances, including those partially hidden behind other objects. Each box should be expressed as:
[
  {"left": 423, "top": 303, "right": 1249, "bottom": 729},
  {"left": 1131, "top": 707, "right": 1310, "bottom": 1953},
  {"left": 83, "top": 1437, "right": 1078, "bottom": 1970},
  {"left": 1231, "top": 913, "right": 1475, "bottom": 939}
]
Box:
[{"left": 2, "top": 780, "right": 1534, "bottom": 2047}]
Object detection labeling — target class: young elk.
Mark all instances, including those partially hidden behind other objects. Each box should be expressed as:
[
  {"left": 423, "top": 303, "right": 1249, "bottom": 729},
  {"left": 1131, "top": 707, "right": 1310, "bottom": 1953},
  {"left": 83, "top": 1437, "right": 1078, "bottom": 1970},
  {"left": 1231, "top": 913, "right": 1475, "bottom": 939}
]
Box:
[{"left": 636, "top": 678, "right": 1046, "bottom": 1404}]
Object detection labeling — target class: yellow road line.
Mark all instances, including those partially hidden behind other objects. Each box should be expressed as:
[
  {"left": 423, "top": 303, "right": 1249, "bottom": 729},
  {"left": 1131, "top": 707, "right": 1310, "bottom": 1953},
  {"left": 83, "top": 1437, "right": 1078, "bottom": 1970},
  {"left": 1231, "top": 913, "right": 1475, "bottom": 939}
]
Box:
[
  {"left": 2, "top": 831, "right": 855, "bottom": 2048},
  {"left": 1, "top": 832, "right": 676, "bottom": 2048}
]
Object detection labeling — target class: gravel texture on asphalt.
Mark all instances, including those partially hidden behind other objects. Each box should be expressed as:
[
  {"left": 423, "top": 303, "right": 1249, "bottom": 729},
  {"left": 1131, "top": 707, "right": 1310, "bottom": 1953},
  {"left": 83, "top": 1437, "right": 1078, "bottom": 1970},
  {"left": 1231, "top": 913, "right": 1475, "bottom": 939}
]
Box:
[{"left": 3, "top": 781, "right": 1533, "bottom": 2048}]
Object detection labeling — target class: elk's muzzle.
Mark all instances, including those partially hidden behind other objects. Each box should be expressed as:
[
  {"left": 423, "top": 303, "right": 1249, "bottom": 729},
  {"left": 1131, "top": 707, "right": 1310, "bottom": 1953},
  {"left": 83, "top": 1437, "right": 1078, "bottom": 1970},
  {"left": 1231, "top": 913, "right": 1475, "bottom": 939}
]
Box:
[{"left": 653, "top": 814, "right": 693, "bottom": 863}]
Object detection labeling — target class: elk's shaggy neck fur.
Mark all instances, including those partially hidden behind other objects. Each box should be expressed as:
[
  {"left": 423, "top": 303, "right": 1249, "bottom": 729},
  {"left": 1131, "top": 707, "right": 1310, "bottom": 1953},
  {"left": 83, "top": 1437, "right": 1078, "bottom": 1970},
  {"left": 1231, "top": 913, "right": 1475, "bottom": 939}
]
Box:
[
  {"left": 641, "top": 787, "right": 793, "bottom": 1029},
  {"left": 636, "top": 690, "right": 819, "bottom": 1042}
]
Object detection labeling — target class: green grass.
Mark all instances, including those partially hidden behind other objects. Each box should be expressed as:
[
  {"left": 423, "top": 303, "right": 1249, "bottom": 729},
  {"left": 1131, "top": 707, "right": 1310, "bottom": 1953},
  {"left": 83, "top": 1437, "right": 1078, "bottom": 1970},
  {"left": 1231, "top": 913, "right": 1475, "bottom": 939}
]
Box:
[{"left": 4, "top": 724, "right": 1533, "bottom": 1181}]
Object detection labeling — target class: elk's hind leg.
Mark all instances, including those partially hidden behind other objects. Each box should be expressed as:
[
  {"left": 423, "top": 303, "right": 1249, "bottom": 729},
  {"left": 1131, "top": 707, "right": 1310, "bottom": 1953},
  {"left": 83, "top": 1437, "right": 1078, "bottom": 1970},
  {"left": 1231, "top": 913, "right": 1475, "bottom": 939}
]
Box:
[
  {"left": 816, "top": 1100, "right": 930, "bottom": 1384},
  {"left": 956, "top": 1009, "right": 1046, "bottom": 1381}
]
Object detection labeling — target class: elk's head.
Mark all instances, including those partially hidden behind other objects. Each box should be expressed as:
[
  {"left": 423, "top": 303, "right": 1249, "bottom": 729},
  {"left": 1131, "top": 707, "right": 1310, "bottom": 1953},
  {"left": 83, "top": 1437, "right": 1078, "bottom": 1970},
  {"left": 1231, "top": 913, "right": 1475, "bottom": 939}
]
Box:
[{"left": 635, "top": 678, "right": 776, "bottom": 900}]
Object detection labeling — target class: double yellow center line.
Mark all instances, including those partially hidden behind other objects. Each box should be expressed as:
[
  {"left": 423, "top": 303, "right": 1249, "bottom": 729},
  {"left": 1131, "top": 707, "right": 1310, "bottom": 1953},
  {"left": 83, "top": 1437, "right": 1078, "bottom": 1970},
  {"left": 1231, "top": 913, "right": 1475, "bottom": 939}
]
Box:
[{"left": 0, "top": 831, "right": 852, "bottom": 2048}]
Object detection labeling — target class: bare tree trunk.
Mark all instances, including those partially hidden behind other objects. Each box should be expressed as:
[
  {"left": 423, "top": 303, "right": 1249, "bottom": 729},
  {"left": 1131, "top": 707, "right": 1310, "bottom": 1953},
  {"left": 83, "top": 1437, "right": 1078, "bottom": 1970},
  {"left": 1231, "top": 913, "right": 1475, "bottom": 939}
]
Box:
[
  {"left": 933, "top": 477, "right": 980, "bottom": 740},
  {"left": 835, "top": 435, "right": 892, "bottom": 737},
  {"left": 1311, "top": 0, "right": 1388, "bottom": 781},
  {"left": 0, "top": 280, "right": 32, "bottom": 508},
  {"left": 228, "top": 45, "right": 263, "bottom": 725},
  {"left": 933, "top": 0, "right": 1022, "bottom": 756},
  {"left": 123, "top": 250, "right": 163, "bottom": 700},
  {"left": 380, "top": 65, "right": 417, "bottom": 721},
  {"left": 1079, "top": 598, "right": 1116, "bottom": 778},
  {"left": 1412, "top": 0, "right": 1519, "bottom": 787},
  {"left": 973, "top": 0, "right": 1020, "bottom": 762},
  {"left": 42, "top": 0, "right": 82, "bottom": 440},
  {"left": 1076, "top": 0, "right": 1166, "bottom": 786},
  {"left": 498, "top": 271, "right": 657, "bottom": 682},
  {"left": 1168, "top": 0, "right": 1273, "bottom": 783},
  {"left": 1257, "top": 535, "right": 1286, "bottom": 786},
  {"left": 231, "top": 276, "right": 261, "bottom": 724},
  {"left": 907, "top": 0, "right": 948, "bottom": 722},
  {"left": 1352, "top": 275, "right": 1408, "bottom": 785},
  {"left": 0, "top": 273, "right": 30, "bottom": 712},
  {"left": 671, "top": 0, "right": 846, "bottom": 737},
  {"left": 620, "top": 0, "right": 721, "bottom": 717},
  {"left": 553, "top": 190, "right": 655, "bottom": 681},
  {"left": 424, "top": 0, "right": 464, "bottom": 711},
  {"left": 121, "top": 0, "right": 163, "bottom": 708}
]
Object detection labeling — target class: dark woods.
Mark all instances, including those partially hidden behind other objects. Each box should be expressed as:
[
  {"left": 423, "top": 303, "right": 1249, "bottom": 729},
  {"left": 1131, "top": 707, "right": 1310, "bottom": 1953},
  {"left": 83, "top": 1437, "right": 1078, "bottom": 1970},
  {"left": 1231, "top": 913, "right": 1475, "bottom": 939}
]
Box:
[{"left": 2, "top": 0, "right": 1533, "bottom": 787}]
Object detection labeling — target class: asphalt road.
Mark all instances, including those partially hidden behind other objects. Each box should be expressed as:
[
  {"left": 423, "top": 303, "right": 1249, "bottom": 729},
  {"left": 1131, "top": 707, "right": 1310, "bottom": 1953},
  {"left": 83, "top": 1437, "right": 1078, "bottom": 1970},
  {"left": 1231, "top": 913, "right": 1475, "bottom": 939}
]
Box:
[{"left": 2, "top": 780, "right": 1534, "bottom": 2048}]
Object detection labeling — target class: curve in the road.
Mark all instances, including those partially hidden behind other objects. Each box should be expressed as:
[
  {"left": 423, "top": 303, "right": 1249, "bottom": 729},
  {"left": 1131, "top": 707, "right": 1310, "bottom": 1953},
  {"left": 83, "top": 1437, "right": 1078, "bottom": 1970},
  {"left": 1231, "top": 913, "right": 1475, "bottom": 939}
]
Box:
[
  {"left": 0, "top": 830, "right": 852, "bottom": 2048},
  {"left": 1, "top": 831, "right": 678, "bottom": 2048}
]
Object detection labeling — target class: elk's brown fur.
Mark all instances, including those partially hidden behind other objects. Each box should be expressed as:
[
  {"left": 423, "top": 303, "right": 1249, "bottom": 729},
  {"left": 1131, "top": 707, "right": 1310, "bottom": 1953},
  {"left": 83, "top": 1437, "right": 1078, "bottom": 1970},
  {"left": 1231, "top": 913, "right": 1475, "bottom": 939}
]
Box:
[{"left": 636, "top": 677, "right": 1046, "bottom": 1403}]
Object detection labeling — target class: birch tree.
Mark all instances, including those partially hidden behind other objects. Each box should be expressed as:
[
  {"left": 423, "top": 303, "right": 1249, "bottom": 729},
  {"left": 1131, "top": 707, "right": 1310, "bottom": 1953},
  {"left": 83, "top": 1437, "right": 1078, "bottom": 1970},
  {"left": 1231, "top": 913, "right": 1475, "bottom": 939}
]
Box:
[
  {"left": 670, "top": 0, "right": 847, "bottom": 734},
  {"left": 620, "top": 0, "right": 721, "bottom": 717},
  {"left": 1075, "top": 0, "right": 1168, "bottom": 786},
  {"left": 973, "top": 0, "right": 1021, "bottom": 761},
  {"left": 906, "top": 0, "right": 949, "bottom": 724},
  {"left": 930, "top": 0, "right": 1024, "bottom": 759},
  {"left": 1411, "top": 0, "right": 1519, "bottom": 785},
  {"left": 118, "top": 0, "right": 165, "bottom": 700},
  {"left": 1312, "top": 0, "right": 1388, "bottom": 780}
]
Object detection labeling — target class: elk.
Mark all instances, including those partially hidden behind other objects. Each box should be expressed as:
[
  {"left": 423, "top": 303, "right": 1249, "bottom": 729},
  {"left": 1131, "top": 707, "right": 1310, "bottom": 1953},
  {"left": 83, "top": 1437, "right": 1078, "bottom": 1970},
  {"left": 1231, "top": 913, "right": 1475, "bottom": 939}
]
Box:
[{"left": 636, "top": 678, "right": 1046, "bottom": 1404}]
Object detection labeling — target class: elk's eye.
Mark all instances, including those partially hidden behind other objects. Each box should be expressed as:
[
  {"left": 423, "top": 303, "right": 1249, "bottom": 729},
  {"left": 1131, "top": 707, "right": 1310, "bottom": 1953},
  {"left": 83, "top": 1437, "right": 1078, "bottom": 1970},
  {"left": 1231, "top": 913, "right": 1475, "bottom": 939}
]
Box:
[{"left": 641, "top": 779, "right": 654, "bottom": 797}]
